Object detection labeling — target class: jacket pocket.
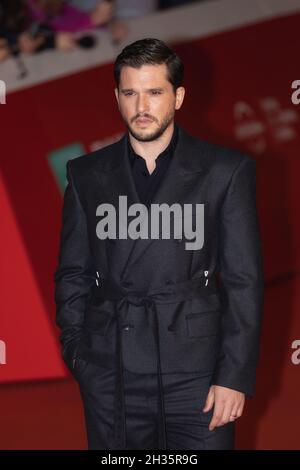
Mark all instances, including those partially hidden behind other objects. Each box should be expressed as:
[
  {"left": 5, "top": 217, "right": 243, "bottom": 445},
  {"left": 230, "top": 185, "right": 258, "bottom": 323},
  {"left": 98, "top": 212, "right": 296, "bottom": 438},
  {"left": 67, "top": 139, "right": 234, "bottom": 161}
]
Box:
[{"left": 185, "top": 310, "right": 221, "bottom": 338}]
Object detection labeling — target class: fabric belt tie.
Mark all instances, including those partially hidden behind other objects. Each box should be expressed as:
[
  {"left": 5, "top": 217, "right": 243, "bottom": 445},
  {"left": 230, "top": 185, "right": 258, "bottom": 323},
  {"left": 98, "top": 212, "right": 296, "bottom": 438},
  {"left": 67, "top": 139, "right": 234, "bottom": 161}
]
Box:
[{"left": 93, "top": 275, "right": 217, "bottom": 450}]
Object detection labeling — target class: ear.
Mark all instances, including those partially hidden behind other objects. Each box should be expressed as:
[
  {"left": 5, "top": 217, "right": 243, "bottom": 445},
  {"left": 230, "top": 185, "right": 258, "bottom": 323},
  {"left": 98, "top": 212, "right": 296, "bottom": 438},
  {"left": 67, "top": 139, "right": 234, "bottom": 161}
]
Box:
[
  {"left": 114, "top": 87, "right": 119, "bottom": 106},
  {"left": 175, "top": 86, "right": 185, "bottom": 110}
]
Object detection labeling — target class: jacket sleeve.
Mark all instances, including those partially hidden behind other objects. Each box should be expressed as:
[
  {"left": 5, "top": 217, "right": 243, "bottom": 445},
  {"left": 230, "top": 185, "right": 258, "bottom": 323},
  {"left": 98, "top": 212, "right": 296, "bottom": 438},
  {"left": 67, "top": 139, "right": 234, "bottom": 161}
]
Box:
[
  {"left": 54, "top": 159, "right": 95, "bottom": 371},
  {"left": 211, "top": 156, "right": 264, "bottom": 398}
]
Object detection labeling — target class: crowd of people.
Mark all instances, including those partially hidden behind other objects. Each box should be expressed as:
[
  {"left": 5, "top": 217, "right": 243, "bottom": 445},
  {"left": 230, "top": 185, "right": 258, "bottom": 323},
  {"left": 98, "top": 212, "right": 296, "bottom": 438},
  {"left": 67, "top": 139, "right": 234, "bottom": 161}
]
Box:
[{"left": 0, "top": 0, "right": 202, "bottom": 62}]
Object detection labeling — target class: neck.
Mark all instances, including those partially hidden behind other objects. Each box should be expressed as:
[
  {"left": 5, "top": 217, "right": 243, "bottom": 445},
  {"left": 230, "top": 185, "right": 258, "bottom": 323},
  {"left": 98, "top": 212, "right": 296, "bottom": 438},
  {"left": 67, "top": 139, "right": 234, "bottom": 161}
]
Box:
[{"left": 129, "top": 121, "right": 174, "bottom": 163}]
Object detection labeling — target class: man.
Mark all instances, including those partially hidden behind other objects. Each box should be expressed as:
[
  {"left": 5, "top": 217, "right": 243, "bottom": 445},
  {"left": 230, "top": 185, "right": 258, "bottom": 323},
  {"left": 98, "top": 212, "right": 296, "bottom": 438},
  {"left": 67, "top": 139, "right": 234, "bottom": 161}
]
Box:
[{"left": 54, "top": 38, "right": 264, "bottom": 450}]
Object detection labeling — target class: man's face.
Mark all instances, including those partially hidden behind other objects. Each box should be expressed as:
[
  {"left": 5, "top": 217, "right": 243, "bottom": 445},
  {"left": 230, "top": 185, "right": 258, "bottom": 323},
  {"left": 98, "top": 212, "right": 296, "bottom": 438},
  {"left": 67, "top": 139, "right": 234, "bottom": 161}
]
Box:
[{"left": 114, "top": 63, "right": 185, "bottom": 142}]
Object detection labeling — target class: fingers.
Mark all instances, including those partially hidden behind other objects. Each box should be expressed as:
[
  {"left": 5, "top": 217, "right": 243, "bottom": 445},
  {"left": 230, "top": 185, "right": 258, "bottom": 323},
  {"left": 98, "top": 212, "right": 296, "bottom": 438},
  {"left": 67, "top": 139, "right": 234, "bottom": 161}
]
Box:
[
  {"left": 222, "top": 401, "right": 236, "bottom": 424},
  {"left": 228, "top": 401, "right": 241, "bottom": 422},
  {"left": 91, "top": 1, "right": 114, "bottom": 26},
  {"left": 55, "top": 33, "right": 76, "bottom": 52},
  {"left": 208, "top": 398, "right": 225, "bottom": 431},
  {"left": 203, "top": 386, "right": 215, "bottom": 413},
  {"left": 235, "top": 400, "right": 245, "bottom": 418},
  {"left": 18, "top": 32, "right": 45, "bottom": 54},
  {"left": 208, "top": 388, "right": 245, "bottom": 430}
]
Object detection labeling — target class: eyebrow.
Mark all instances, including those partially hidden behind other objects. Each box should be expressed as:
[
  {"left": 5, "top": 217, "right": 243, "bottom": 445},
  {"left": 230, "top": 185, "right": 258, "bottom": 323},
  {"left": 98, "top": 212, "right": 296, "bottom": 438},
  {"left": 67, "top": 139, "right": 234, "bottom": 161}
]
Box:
[{"left": 120, "top": 88, "right": 165, "bottom": 93}]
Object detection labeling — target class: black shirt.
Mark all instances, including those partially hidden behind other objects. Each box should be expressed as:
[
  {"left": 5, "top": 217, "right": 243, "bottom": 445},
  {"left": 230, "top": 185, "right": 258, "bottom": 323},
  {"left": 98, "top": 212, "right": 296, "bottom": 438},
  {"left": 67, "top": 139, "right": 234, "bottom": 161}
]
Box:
[{"left": 127, "top": 123, "right": 179, "bottom": 207}]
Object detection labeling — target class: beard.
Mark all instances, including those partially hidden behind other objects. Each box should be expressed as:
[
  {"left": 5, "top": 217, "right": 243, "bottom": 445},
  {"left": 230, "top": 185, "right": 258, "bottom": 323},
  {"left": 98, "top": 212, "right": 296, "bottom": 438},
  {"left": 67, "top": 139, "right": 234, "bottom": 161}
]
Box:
[{"left": 124, "top": 110, "right": 175, "bottom": 142}]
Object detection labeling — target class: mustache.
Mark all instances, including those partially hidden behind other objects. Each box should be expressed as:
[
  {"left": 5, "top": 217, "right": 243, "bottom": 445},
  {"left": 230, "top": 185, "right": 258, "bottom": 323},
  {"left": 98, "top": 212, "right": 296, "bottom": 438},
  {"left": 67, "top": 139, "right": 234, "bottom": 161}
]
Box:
[{"left": 132, "top": 115, "right": 156, "bottom": 122}]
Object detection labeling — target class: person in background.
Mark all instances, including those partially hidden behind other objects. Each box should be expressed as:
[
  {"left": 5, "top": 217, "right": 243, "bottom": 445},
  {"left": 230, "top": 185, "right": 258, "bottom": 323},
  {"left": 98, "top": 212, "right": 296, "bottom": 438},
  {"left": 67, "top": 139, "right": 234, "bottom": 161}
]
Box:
[
  {"left": 70, "top": 0, "right": 159, "bottom": 44},
  {"left": 0, "top": 0, "right": 43, "bottom": 60},
  {"left": 0, "top": 0, "right": 104, "bottom": 61},
  {"left": 25, "top": 0, "right": 114, "bottom": 32},
  {"left": 109, "top": 0, "right": 158, "bottom": 44},
  {"left": 24, "top": 0, "right": 115, "bottom": 51}
]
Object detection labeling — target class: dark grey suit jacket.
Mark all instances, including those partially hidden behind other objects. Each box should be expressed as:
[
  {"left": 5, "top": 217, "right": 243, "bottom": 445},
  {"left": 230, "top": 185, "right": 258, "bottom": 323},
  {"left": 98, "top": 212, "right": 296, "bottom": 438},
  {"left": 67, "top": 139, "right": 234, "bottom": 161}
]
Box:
[{"left": 54, "top": 123, "right": 264, "bottom": 398}]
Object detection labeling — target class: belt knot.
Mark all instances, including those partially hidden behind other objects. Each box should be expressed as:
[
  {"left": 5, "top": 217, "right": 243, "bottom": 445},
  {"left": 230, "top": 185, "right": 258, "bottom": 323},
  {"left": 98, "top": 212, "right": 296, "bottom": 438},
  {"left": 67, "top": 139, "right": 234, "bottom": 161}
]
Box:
[
  {"left": 140, "top": 297, "right": 154, "bottom": 308},
  {"left": 118, "top": 291, "right": 155, "bottom": 309}
]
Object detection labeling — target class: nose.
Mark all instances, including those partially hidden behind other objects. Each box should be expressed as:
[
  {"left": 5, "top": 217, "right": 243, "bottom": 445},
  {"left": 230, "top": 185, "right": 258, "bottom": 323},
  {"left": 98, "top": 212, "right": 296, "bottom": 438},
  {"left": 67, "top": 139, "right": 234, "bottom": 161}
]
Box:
[{"left": 136, "top": 94, "right": 149, "bottom": 115}]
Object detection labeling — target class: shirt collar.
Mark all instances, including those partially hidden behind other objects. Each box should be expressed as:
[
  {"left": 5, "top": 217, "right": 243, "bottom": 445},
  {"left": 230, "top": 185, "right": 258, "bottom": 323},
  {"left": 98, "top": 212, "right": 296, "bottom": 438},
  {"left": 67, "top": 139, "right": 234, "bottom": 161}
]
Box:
[{"left": 127, "top": 122, "right": 179, "bottom": 167}]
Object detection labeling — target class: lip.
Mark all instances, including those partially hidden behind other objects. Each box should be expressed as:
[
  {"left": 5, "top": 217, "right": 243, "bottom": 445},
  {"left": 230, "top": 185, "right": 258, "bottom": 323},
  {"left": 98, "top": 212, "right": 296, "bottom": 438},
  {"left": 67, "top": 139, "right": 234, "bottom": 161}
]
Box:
[{"left": 135, "top": 118, "right": 153, "bottom": 125}]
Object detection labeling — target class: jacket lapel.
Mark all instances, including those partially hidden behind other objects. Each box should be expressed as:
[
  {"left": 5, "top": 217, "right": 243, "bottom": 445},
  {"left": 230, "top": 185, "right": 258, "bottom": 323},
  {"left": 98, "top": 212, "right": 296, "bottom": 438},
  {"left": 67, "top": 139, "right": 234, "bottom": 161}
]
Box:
[
  {"left": 92, "top": 130, "right": 141, "bottom": 278},
  {"left": 122, "top": 125, "right": 208, "bottom": 277}
]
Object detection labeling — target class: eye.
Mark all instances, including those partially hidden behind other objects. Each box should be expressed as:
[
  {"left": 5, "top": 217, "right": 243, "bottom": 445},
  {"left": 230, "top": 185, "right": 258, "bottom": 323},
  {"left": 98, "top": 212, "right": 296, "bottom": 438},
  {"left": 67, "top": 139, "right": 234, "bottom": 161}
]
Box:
[
  {"left": 151, "top": 90, "right": 162, "bottom": 95},
  {"left": 124, "top": 91, "right": 134, "bottom": 96}
]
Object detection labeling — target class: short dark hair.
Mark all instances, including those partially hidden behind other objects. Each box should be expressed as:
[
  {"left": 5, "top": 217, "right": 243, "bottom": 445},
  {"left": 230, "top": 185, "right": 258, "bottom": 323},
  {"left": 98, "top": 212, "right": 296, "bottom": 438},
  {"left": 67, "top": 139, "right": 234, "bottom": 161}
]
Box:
[{"left": 113, "top": 38, "right": 184, "bottom": 93}]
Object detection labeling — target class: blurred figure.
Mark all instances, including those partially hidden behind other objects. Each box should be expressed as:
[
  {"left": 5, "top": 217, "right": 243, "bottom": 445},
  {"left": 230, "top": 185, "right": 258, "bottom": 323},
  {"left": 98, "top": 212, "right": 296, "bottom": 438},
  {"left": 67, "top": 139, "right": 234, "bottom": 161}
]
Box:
[
  {"left": 25, "top": 0, "right": 114, "bottom": 33},
  {"left": 109, "top": 0, "right": 158, "bottom": 44},
  {"left": 69, "top": 0, "right": 127, "bottom": 45},
  {"left": 0, "top": 0, "right": 45, "bottom": 61},
  {"left": 0, "top": 37, "right": 9, "bottom": 61},
  {"left": 0, "top": 0, "right": 115, "bottom": 61},
  {"left": 71, "top": 0, "right": 160, "bottom": 44}
]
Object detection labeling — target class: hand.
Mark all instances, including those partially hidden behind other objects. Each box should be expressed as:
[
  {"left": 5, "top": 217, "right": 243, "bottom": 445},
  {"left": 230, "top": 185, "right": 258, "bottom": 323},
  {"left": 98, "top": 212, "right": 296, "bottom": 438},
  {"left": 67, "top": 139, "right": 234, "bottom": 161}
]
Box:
[
  {"left": 108, "top": 19, "right": 129, "bottom": 44},
  {"left": 18, "top": 32, "right": 45, "bottom": 54},
  {"left": 55, "top": 32, "right": 77, "bottom": 52},
  {"left": 91, "top": 0, "right": 114, "bottom": 26},
  {"left": 0, "top": 38, "right": 10, "bottom": 62},
  {"left": 203, "top": 385, "right": 245, "bottom": 431}
]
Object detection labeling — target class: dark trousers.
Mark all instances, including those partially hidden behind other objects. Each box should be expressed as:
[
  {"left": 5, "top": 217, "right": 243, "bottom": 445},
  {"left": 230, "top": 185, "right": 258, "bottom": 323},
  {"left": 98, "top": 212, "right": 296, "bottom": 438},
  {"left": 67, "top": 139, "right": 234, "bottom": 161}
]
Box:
[{"left": 74, "top": 357, "right": 235, "bottom": 450}]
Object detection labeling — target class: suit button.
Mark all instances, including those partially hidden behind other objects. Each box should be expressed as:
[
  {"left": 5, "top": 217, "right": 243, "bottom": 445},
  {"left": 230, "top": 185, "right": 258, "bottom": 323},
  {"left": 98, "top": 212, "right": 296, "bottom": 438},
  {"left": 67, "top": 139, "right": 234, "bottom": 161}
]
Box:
[
  {"left": 167, "top": 324, "right": 175, "bottom": 331},
  {"left": 165, "top": 280, "right": 174, "bottom": 285}
]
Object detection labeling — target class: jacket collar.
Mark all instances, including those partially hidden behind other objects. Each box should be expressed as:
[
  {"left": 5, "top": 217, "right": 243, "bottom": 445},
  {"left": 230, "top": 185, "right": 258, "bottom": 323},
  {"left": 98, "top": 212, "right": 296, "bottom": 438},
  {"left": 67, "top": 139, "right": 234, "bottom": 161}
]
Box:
[{"left": 127, "top": 121, "right": 179, "bottom": 167}]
